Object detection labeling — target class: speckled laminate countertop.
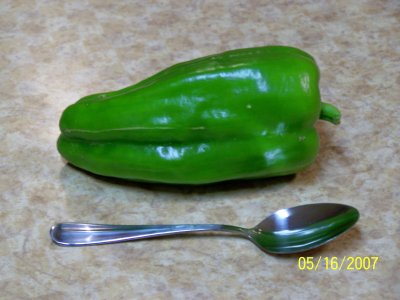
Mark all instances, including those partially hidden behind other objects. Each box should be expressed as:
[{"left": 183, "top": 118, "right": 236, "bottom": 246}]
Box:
[{"left": 1, "top": 0, "right": 399, "bottom": 299}]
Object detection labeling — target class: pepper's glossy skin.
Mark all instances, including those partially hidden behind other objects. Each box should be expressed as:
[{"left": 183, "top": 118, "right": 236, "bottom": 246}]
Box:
[{"left": 58, "top": 46, "right": 341, "bottom": 184}]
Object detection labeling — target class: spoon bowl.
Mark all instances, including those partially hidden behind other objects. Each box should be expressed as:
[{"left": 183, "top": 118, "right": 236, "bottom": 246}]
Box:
[
  {"left": 50, "top": 203, "right": 359, "bottom": 254},
  {"left": 248, "top": 203, "right": 359, "bottom": 253}
]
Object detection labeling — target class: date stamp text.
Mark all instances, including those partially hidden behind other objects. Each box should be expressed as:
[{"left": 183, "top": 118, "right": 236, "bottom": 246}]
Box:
[{"left": 298, "top": 256, "right": 379, "bottom": 271}]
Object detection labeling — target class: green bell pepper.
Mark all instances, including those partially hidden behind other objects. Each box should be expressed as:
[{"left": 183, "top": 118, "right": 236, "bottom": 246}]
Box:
[{"left": 58, "top": 45, "right": 341, "bottom": 184}]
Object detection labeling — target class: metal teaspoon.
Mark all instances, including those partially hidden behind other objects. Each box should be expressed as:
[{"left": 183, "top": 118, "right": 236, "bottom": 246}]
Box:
[{"left": 50, "top": 203, "right": 359, "bottom": 254}]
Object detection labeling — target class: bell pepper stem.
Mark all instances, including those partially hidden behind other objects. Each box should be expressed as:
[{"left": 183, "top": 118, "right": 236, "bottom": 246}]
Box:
[{"left": 320, "top": 102, "right": 341, "bottom": 125}]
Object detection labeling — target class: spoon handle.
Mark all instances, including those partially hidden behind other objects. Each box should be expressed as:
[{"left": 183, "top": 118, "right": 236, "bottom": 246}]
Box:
[{"left": 50, "top": 223, "right": 247, "bottom": 246}]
